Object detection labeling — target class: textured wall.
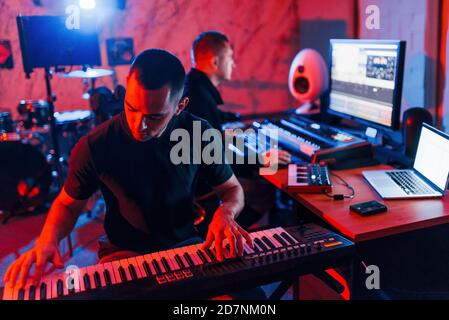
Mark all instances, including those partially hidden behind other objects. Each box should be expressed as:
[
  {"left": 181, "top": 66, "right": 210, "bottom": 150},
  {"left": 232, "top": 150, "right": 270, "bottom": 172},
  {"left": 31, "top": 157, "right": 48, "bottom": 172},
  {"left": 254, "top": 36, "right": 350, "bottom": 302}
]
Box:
[{"left": 0, "top": 0, "right": 355, "bottom": 119}]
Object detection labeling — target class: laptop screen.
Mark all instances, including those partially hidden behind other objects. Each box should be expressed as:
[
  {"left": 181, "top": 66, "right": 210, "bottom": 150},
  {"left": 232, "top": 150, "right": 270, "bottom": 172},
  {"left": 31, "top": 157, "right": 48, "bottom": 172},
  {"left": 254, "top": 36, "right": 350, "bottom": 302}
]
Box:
[{"left": 414, "top": 124, "right": 449, "bottom": 191}]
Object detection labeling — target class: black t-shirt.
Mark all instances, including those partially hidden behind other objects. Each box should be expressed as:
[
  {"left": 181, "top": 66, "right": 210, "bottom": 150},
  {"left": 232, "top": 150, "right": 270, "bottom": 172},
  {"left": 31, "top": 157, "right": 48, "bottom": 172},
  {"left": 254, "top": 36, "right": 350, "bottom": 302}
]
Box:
[
  {"left": 183, "top": 68, "right": 237, "bottom": 132},
  {"left": 64, "top": 111, "right": 233, "bottom": 253}
]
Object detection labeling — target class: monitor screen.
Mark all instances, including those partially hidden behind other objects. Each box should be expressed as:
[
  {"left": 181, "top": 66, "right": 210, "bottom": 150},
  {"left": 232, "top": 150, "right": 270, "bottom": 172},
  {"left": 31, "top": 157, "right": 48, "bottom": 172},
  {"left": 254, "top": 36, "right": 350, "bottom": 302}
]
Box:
[
  {"left": 17, "top": 15, "right": 101, "bottom": 76},
  {"left": 414, "top": 124, "right": 449, "bottom": 191},
  {"left": 328, "top": 39, "right": 405, "bottom": 130}
]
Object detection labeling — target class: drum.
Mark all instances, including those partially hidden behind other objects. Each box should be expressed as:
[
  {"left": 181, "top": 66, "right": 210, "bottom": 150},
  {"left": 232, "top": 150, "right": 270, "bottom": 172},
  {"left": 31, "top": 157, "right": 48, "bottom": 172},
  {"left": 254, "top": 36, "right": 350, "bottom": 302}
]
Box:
[
  {"left": 55, "top": 110, "right": 95, "bottom": 158},
  {"left": 0, "top": 112, "right": 14, "bottom": 133},
  {"left": 0, "top": 140, "right": 52, "bottom": 214},
  {"left": 17, "top": 100, "right": 51, "bottom": 129}
]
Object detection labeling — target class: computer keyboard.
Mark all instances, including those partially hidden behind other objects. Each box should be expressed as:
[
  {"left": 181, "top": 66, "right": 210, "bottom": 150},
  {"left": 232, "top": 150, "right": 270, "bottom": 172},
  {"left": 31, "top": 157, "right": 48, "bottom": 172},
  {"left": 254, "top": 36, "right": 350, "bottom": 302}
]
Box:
[{"left": 386, "top": 171, "right": 434, "bottom": 195}]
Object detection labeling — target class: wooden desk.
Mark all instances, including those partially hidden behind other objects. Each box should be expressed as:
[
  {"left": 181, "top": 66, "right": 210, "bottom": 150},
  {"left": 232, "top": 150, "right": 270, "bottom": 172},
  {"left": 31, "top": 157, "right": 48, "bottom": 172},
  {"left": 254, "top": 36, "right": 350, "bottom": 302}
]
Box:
[{"left": 262, "top": 165, "right": 449, "bottom": 242}]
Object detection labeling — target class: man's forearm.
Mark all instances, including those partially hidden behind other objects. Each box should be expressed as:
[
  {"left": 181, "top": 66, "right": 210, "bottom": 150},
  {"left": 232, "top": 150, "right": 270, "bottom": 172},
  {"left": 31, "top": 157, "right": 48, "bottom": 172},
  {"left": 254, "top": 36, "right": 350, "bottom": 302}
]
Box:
[
  {"left": 39, "top": 198, "right": 81, "bottom": 243},
  {"left": 218, "top": 184, "right": 244, "bottom": 219}
]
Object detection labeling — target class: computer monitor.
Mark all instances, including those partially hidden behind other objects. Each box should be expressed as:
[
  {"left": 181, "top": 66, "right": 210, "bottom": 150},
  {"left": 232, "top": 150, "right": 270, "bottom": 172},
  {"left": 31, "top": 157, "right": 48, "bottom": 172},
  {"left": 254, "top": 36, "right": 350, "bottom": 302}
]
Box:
[
  {"left": 327, "top": 39, "right": 406, "bottom": 130},
  {"left": 17, "top": 15, "right": 101, "bottom": 77}
]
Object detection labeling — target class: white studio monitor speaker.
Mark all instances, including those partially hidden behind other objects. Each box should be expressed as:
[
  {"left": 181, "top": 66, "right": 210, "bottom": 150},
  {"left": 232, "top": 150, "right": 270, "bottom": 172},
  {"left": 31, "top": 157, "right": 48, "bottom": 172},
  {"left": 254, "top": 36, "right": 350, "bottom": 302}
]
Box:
[{"left": 288, "top": 49, "right": 329, "bottom": 114}]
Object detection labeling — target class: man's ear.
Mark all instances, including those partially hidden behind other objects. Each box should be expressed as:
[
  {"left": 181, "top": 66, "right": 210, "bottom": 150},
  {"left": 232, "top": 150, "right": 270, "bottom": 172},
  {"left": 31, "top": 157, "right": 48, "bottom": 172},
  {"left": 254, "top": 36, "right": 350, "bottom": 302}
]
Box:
[
  {"left": 175, "top": 97, "right": 189, "bottom": 115},
  {"left": 212, "top": 56, "right": 220, "bottom": 69}
]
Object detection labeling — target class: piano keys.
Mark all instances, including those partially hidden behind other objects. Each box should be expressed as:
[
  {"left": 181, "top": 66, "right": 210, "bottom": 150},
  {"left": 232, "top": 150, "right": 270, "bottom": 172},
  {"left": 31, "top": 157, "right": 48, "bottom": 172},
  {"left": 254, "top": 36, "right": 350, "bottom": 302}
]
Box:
[{"left": 1, "top": 224, "right": 354, "bottom": 300}]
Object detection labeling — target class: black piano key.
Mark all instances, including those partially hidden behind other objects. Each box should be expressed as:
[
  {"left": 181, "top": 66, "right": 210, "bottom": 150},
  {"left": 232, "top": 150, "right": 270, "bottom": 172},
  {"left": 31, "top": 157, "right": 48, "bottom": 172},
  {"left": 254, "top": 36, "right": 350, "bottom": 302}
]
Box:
[
  {"left": 280, "top": 232, "right": 297, "bottom": 245},
  {"left": 118, "top": 266, "right": 127, "bottom": 282},
  {"left": 57, "top": 279, "right": 64, "bottom": 297},
  {"left": 261, "top": 236, "right": 277, "bottom": 250},
  {"left": 196, "top": 249, "right": 208, "bottom": 264},
  {"left": 128, "top": 264, "right": 138, "bottom": 280},
  {"left": 40, "top": 283, "right": 47, "bottom": 300},
  {"left": 83, "top": 274, "right": 91, "bottom": 290},
  {"left": 254, "top": 238, "right": 269, "bottom": 251},
  {"left": 93, "top": 272, "right": 102, "bottom": 287},
  {"left": 183, "top": 252, "right": 195, "bottom": 267},
  {"left": 273, "top": 233, "right": 289, "bottom": 247},
  {"left": 175, "top": 254, "right": 186, "bottom": 269},
  {"left": 160, "top": 257, "right": 172, "bottom": 272},
  {"left": 143, "top": 261, "right": 152, "bottom": 276},
  {"left": 252, "top": 243, "right": 261, "bottom": 253},
  {"left": 29, "top": 286, "right": 36, "bottom": 300},
  {"left": 18, "top": 289, "right": 25, "bottom": 300},
  {"left": 103, "top": 270, "right": 112, "bottom": 286},
  {"left": 205, "top": 248, "right": 217, "bottom": 262},
  {"left": 152, "top": 259, "right": 163, "bottom": 274}
]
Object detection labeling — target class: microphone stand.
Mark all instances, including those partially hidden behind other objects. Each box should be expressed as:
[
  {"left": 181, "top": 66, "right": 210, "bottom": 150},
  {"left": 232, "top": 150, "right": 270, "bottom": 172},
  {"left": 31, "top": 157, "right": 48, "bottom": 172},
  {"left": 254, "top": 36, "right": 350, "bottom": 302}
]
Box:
[{"left": 44, "top": 67, "right": 73, "bottom": 257}]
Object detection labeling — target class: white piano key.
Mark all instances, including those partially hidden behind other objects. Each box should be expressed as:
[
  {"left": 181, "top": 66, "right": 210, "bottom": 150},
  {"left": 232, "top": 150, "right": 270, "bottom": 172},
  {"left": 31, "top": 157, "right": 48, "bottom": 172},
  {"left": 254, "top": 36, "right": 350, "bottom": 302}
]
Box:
[
  {"left": 142, "top": 253, "right": 158, "bottom": 275},
  {"left": 153, "top": 252, "right": 167, "bottom": 273},
  {"left": 87, "top": 266, "right": 98, "bottom": 289},
  {"left": 251, "top": 231, "right": 268, "bottom": 251},
  {"left": 78, "top": 267, "right": 89, "bottom": 291},
  {"left": 182, "top": 245, "right": 202, "bottom": 266},
  {"left": 279, "top": 229, "right": 299, "bottom": 244},
  {"left": 93, "top": 264, "right": 107, "bottom": 287},
  {"left": 243, "top": 243, "right": 254, "bottom": 255},
  {"left": 39, "top": 279, "right": 51, "bottom": 300},
  {"left": 62, "top": 273, "right": 69, "bottom": 296},
  {"left": 261, "top": 230, "right": 283, "bottom": 248},
  {"left": 159, "top": 251, "right": 176, "bottom": 271},
  {"left": 50, "top": 274, "right": 65, "bottom": 299},
  {"left": 23, "top": 282, "right": 34, "bottom": 300},
  {"left": 118, "top": 259, "right": 132, "bottom": 281},
  {"left": 111, "top": 260, "right": 124, "bottom": 283},
  {"left": 127, "top": 257, "right": 144, "bottom": 279},
  {"left": 173, "top": 248, "right": 190, "bottom": 268},
  {"left": 191, "top": 244, "right": 210, "bottom": 263},
  {"left": 13, "top": 285, "right": 23, "bottom": 300},
  {"left": 134, "top": 256, "right": 147, "bottom": 277},
  {"left": 197, "top": 247, "right": 212, "bottom": 263},
  {"left": 2, "top": 284, "right": 14, "bottom": 300},
  {"left": 102, "top": 262, "right": 117, "bottom": 284},
  {"left": 166, "top": 250, "right": 181, "bottom": 270},
  {"left": 273, "top": 227, "right": 292, "bottom": 246}
]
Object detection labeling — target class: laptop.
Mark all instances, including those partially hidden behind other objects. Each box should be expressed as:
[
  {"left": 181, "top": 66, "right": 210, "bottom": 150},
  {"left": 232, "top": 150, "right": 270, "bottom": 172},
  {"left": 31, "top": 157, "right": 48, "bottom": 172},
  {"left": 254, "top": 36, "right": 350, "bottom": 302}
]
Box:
[{"left": 363, "top": 123, "right": 449, "bottom": 199}]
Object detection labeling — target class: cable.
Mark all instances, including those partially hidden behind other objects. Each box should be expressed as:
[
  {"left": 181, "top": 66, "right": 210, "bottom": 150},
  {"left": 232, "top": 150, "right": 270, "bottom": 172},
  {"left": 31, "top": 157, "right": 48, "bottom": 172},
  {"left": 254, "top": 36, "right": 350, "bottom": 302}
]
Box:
[{"left": 323, "top": 172, "right": 355, "bottom": 200}]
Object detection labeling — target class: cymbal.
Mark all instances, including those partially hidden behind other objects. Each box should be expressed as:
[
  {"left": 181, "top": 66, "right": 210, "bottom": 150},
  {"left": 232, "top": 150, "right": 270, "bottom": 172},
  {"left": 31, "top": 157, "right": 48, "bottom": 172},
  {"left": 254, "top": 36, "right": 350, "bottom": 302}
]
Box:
[{"left": 58, "top": 68, "right": 114, "bottom": 79}]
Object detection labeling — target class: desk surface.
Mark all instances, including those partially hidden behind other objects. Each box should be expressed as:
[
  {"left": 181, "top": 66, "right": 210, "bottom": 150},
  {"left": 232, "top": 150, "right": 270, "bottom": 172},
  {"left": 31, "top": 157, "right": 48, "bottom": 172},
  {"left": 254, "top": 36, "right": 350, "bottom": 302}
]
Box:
[{"left": 262, "top": 165, "right": 449, "bottom": 242}]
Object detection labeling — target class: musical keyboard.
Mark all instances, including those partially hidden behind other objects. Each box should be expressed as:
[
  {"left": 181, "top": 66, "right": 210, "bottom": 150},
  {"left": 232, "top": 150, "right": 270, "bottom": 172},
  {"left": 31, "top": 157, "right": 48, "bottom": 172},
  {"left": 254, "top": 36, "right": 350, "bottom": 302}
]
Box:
[
  {"left": 1, "top": 224, "right": 354, "bottom": 300},
  {"left": 255, "top": 116, "right": 373, "bottom": 169}
]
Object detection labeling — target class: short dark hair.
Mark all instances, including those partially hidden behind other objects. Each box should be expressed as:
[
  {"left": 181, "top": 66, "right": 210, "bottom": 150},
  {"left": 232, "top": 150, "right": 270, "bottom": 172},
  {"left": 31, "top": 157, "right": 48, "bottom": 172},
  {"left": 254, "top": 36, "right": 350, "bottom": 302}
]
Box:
[
  {"left": 129, "top": 49, "right": 185, "bottom": 99},
  {"left": 191, "top": 31, "right": 229, "bottom": 62}
]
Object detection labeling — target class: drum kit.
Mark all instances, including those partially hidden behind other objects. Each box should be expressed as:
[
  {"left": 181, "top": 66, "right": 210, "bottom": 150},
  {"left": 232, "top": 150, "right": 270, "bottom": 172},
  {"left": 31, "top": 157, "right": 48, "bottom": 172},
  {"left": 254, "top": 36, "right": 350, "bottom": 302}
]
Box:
[{"left": 0, "top": 68, "right": 115, "bottom": 224}]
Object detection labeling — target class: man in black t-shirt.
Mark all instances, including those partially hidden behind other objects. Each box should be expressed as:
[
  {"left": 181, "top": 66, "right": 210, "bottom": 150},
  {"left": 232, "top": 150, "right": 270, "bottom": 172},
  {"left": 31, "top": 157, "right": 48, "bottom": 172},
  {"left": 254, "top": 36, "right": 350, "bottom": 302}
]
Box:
[{"left": 4, "top": 49, "right": 253, "bottom": 290}]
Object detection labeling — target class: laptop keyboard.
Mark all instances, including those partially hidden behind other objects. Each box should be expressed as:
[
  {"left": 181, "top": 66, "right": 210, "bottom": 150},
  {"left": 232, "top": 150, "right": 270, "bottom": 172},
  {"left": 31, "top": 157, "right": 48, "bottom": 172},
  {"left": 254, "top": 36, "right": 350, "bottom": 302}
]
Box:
[{"left": 386, "top": 171, "right": 435, "bottom": 195}]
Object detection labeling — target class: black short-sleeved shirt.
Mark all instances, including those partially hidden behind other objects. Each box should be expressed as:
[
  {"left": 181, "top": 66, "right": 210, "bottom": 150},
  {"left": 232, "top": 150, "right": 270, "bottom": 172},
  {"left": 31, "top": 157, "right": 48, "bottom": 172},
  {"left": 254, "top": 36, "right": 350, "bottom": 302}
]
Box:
[
  {"left": 183, "top": 68, "right": 238, "bottom": 132},
  {"left": 64, "top": 110, "right": 233, "bottom": 253}
]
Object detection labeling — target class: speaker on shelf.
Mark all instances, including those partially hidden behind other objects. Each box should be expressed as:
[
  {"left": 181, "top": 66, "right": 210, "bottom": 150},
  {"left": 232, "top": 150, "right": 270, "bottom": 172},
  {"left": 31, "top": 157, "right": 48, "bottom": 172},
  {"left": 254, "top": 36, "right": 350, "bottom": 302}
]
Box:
[
  {"left": 402, "top": 107, "right": 433, "bottom": 158},
  {"left": 288, "top": 49, "right": 329, "bottom": 114}
]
